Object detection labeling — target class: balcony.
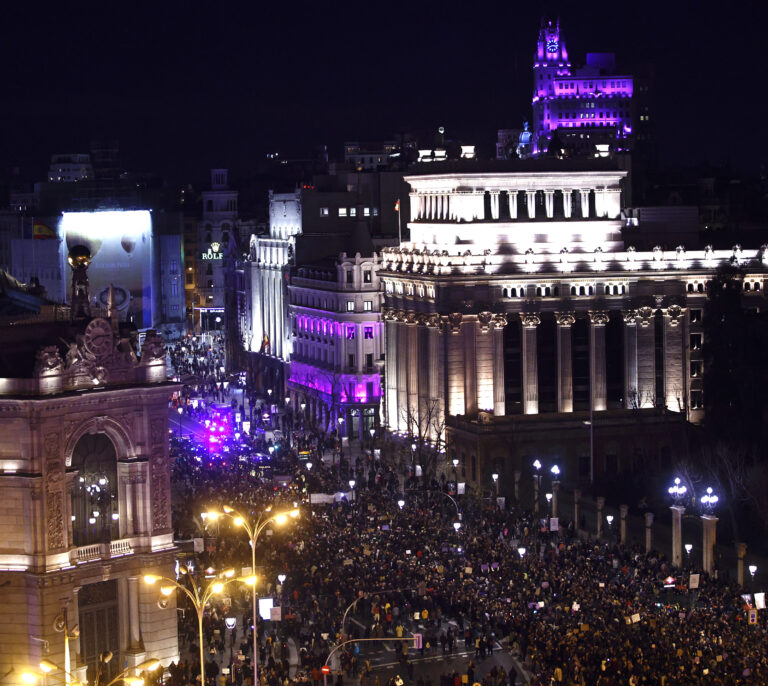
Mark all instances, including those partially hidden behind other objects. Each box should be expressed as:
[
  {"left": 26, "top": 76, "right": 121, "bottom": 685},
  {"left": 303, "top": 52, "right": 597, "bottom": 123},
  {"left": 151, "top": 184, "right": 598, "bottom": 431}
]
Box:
[{"left": 70, "top": 538, "right": 134, "bottom": 565}]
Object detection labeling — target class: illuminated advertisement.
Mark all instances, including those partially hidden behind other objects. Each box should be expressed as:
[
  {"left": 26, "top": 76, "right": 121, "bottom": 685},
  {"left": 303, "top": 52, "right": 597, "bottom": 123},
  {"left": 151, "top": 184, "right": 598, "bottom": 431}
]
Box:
[{"left": 59, "top": 210, "right": 155, "bottom": 328}]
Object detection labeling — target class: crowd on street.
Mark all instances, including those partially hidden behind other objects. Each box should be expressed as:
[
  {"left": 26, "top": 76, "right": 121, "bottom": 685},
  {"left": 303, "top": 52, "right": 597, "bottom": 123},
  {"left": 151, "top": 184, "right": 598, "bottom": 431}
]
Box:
[{"left": 163, "top": 411, "right": 768, "bottom": 686}]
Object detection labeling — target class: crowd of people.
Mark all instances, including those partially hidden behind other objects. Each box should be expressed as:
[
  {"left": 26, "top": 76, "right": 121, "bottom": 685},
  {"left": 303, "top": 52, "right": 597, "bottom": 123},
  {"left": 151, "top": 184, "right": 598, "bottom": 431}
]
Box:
[{"left": 164, "top": 415, "right": 768, "bottom": 686}]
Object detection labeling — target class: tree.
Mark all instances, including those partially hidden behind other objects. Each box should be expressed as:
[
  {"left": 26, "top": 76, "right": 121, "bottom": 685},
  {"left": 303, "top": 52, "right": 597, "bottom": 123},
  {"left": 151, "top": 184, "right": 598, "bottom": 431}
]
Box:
[{"left": 399, "top": 399, "right": 447, "bottom": 487}]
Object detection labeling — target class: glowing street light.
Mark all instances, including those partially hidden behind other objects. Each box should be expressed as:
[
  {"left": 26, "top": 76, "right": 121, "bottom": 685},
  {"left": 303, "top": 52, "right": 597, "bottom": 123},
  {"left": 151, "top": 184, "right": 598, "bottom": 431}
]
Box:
[
  {"left": 202, "top": 505, "right": 299, "bottom": 686},
  {"left": 685, "top": 543, "right": 693, "bottom": 557},
  {"left": 517, "top": 547, "right": 526, "bottom": 558},
  {"left": 278, "top": 574, "right": 286, "bottom": 585},
  {"left": 453, "top": 521, "right": 461, "bottom": 532},
  {"left": 397, "top": 499, "right": 405, "bottom": 510},
  {"left": 550, "top": 465, "right": 560, "bottom": 477},
  {"left": 452, "top": 458, "right": 459, "bottom": 469},
  {"left": 533, "top": 459, "right": 542, "bottom": 471},
  {"left": 306, "top": 462, "right": 313, "bottom": 471},
  {"left": 700, "top": 486, "right": 719, "bottom": 510},
  {"left": 749, "top": 564, "right": 757, "bottom": 580},
  {"left": 668, "top": 477, "right": 688, "bottom": 503},
  {"left": 606, "top": 515, "right": 614, "bottom": 526}
]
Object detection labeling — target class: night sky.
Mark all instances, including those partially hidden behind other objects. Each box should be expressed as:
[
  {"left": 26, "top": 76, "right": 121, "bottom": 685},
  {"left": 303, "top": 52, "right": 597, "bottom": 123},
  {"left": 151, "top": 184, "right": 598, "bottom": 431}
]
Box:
[{"left": 1, "top": 0, "right": 765, "bottom": 186}]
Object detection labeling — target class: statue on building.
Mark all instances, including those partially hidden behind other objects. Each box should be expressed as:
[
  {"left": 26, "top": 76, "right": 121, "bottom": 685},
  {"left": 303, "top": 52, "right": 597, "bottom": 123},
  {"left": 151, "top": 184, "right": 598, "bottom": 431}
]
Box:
[
  {"left": 68, "top": 245, "right": 92, "bottom": 320},
  {"left": 517, "top": 122, "right": 533, "bottom": 160}
]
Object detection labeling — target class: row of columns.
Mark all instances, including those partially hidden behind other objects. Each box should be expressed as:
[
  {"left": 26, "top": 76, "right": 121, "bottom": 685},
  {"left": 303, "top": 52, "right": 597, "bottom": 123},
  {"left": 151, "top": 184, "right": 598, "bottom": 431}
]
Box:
[
  {"left": 410, "top": 188, "right": 622, "bottom": 222},
  {"left": 385, "top": 305, "right": 685, "bottom": 425}
]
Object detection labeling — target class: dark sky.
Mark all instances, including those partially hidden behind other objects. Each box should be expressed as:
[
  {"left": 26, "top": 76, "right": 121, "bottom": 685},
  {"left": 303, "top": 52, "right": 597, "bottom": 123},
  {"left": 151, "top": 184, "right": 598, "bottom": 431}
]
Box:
[{"left": 1, "top": 0, "right": 765, "bottom": 186}]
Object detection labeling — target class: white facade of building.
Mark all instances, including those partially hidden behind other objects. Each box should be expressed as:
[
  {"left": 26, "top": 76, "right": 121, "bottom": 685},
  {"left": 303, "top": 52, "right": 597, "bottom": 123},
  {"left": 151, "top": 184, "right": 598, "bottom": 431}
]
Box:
[
  {"left": 380, "top": 167, "right": 768, "bottom": 473},
  {"left": 287, "top": 253, "right": 385, "bottom": 438}
]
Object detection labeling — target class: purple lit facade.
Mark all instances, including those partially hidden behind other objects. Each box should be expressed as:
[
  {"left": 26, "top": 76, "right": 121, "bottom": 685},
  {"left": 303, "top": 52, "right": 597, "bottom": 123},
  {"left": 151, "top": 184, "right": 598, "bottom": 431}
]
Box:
[
  {"left": 287, "top": 253, "right": 384, "bottom": 439},
  {"left": 532, "top": 20, "right": 634, "bottom": 154}
]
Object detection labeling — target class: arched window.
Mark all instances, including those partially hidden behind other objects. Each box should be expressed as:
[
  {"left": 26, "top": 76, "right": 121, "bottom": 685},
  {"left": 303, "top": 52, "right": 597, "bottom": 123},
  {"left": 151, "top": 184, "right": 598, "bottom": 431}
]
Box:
[
  {"left": 697, "top": 283, "right": 704, "bottom": 293},
  {"left": 70, "top": 433, "right": 119, "bottom": 546},
  {"left": 571, "top": 286, "right": 577, "bottom": 296},
  {"left": 687, "top": 284, "right": 693, "bottom": 293},
  {"left": 579, "top": 286, "right": 586, "bottom": 295},
  {"left": 745, "top": 282, "right": 751, "bottom": 292},
  {"left": 756, "top": 282, "right": 761, "bottom": 291},
  {"left": 502, "top": 288, "right": 508, "bottom": 298}
]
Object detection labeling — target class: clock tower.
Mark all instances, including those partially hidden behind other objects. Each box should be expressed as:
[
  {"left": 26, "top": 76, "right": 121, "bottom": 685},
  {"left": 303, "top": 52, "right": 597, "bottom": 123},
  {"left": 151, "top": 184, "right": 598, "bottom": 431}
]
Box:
[{"left": 532, "top": 18, "right": 571, "bottom": 153}]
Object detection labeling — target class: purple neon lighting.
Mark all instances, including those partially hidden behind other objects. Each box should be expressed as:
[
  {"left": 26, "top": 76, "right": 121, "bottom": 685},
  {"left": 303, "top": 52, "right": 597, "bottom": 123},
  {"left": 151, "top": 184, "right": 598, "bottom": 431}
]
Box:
[{"left": 289, "top": 362, "right": 381, "bottom": 402}]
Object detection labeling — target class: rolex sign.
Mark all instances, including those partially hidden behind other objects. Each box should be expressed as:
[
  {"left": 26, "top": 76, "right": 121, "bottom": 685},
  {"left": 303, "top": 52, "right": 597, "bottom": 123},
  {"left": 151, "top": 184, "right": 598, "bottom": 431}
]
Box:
[{"left": 201, "top": 242, "right": 223, "bottom": 260}]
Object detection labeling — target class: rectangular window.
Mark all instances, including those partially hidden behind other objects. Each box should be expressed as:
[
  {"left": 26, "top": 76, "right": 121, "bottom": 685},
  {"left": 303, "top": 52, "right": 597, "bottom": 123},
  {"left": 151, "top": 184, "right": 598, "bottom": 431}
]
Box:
[
  {"left": 363, "top": 270, "right": 372, "bottom": 283},
  {"left": 364, "top": 301, "right": 372, "bottom": 311},
  {"left": 364, "top": 326, "right": 374, "bottom": 339},
  {"left": 691, "top": 390, "right": 703, "bottom": 409},
  {"left": 373, "top": 207, "right": 379, "bottom": 216},
  {"left": 690, "top": 308, "right": 702, "bottom": 323},
  {"left": 346, "top": 326, "right": 356, "bottom": 340},
  {"left": 349, "top": 207, "right": 357, "bottom": 217},
  {"left": 346, "top": 301, "right": 355, "bottom": 312},
  {"left": 364, "top": 207, "right": 371, "bottom": 217},
  {"left": 346, "top": 270, "right": 353, "bottom": 284},
  {"left": 338, "top": 208, "right": 347, "bottom": 217},
  {"left": 320, "top": 207, "right": 329, "bottom": 217},
  {"left": 690, "top": 360, "right": 703, "bottom": 378},
  {"left": 690, "top": 333, "right": 702, "bottom": 351},
  {"left": 366, "top": 353, "right": 373, "bottom": 368},
  {"left": 348, "top": 354, "right": 355, "bottom": 369}
]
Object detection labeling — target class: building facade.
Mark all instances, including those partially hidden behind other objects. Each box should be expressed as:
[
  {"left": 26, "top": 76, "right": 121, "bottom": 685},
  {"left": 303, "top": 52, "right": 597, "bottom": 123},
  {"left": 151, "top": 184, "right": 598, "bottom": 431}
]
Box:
[
  {"left": 379, "top": 162, "right": 768, "bottom": 490},
  {"left": 531, "top": 20, "right": 634, "bottom": 156},
  {"left": 287, "top": 253, "right": 385, "bottom": 438},
  {"left": 0, "top": 315, "right": 178, "bottom": 685}
]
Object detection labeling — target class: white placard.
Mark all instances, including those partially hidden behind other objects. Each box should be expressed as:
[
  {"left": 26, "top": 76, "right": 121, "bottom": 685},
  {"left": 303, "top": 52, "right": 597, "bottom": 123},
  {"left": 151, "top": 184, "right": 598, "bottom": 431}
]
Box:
[
  {"left": 549, "top": 517, "right": 559, "bottom": 531},
  {"left": 193, "top": 537, "right": 204, "bottom": 553},
  {"left": 755, "top": 593, "right": 765, "bottom": 610},
  {"left": 269, "top": 606, "right": 282, "bottom": 622},
  {"left": 689, "top": 574, "right": 700, "bottom": 589},
  {"left": 258, "top": 597, "right": 273, "bottom": 620}
]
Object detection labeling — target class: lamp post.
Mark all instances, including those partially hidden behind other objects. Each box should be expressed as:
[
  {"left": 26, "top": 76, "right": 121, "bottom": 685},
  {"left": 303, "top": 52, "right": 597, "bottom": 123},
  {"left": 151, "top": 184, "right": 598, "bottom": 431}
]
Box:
[
  {"left": 668, "top": 477, "right": 687, "bottom": 568},
  {"left": 204, "top": 505, "right": 299, "bottom": 686},
  {"left": 685, "top": 543, "right": 693, "bottom": 563},
  {"left": 532, "top": 459, "right": 542, "bottom": 513},
  {"left": 177, "top": 406, "right": 184, "bottom": 439},
  {"left": 491, "top": 472, "right": 499, "bottom": 497},
  {"left": 606, "top": 514, "right": 614, "bottom": 541},
  {"left": 550, "top": 465, "right": 560, "bottom": 519},
  {"left": 517, "top": 547, "right": 526, "bottom": 558},
  {"left": 397, "top": 499, "right": 405, "bottom": 510},
  {"left": 349, "top": 480, "right": 356, "bottom": 502},
  {"left": 545, "top": 493, "right": 553, "bottom": 517},
  {"left": 700, "top": 487, "right": 719, "bottom": 575},
  {"left": 144, "top": 570, "right": 235, "bottom": 686},
  {"left": 749, "top": 565, "right": 757, "bottom": 583}
]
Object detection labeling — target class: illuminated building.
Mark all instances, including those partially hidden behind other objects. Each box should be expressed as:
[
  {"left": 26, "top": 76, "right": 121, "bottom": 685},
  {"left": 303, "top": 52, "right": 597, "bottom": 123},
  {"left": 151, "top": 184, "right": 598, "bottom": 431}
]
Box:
[
  {"left": 0, "top": 256, "right": 178, "bottom": 684},
  {"left": 530, "top": 19, "right": 634, "bottom": 156},
  {"left": 47, "top": 154, "right": 93, "bottom": 183},
  {"left": 287, "top": 253, "right": 385, "bottom": 438},
  {"left": 379, "top": 160, "right": 768, "bottom": 486}
]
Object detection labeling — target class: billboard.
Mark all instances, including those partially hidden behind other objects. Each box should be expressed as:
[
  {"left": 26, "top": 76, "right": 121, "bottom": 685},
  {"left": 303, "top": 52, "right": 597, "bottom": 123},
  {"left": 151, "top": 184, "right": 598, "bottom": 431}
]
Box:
[{"left": 59, "top": 210, "right": 154, "bottom": 328}]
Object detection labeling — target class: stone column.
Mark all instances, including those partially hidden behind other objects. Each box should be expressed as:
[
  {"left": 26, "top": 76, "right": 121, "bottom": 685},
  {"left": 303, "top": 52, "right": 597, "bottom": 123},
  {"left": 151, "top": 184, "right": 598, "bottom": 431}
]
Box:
[
  {"left": 128, "top": 575, "right": 142, "bottom": 651},
  {"left": 670, "top": 505, "right": 685, "bottom": 568},
  {"left": 526, "top": 190, "right": 537, "bottom": 219},
  {"left": 664, "top": 305, "right": 684, "bottom": 412},
  {"left": 445, "top": 314, "right": 465, "bottom": 416},
  {"left": 427, "top": 320, "right": 441, "bottom": 402},
  {"left": 533, "top": 474, "right": 540, "bottom": 514},
  {"left": 595, "top": 188, "right": 606, "bottom": 217},
  {"left": 463, "top": 319, "right": 478, "bottom": 416},
  {"left": 736, "top": 542, "right": 748, "bottom": 588},
  {"left": 620, "top": 504, "right": 629, "bottom": 544},
  {"left": 397, "top": 318, "right": 409, "bottom": 431},
  {"left": 574, "top": 489, "right": 581, "bottom": 532},
  {"left": 521, "top": 314, "right": 540, "bottom": 414},
  {"left": 490, "top": 191, "right": 500, "bottom": 219},
  {"left": 406, "top": 317, "right": 419, "bottom": 430},
  {"left": 701, "top": 514, "right": 718, "bottom": 575},
  {"left": 409, "top": 193, "right": 419, "bottom": 221},
  {"left": 589, "top": 311, "right": 609, "bottom": 412},
  {"left": 644, "top": 512, "right": 654, "bottom": 554},
  {"left": 508, "top": 190, "right": 518, "bottom": 219},
  {"left": 552, "top": 480, "right": 560, "bottom": 519},
  {"left": 636, "top": 307, "right": 656, "bottom": 408},
  {"left": 556, "top": 312, "right": 574, "bottom": 413},
  {"left": 622, "top": 311, "right": 638, "bottom": 409},
  {"left": 562, "top": 189, "right": 573, "bottom": 218},
  {"left": 492, "top": 314, "right": 506, "bottom": 416},
  {"left": 596, "top": 497, "right": 605, "bottom": 538},
  {"left": 580, "top": 189, "right": 590, "bottom": 218},
  {"left": 385, "top": 317, "right": 399, "bottom": 430},
  {"left": 544, "top": 190, "right": 555, "bottom": 218},
  {"left": 514, "top": 470, "right": 521, "bottom": 502}
]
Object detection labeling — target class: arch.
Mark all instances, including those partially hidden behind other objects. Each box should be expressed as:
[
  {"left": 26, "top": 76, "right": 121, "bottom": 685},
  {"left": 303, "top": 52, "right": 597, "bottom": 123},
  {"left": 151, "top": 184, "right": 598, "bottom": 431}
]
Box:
[{"left": 64, "top": 415, "right": 137, "bottom": 467}]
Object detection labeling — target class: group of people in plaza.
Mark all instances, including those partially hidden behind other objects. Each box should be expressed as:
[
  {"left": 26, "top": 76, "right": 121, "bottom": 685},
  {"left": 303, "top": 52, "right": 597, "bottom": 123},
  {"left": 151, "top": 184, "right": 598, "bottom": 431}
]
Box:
[{"left": 161, "top": 342, "right": 768, "bottom": 686}]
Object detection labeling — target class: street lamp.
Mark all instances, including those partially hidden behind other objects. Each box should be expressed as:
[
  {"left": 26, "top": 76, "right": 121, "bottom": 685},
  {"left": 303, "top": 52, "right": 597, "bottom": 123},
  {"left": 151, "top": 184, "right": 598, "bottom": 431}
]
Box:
[
  {"left": 685, "top": 543, "right": 693, "bottom": 559},
  {"left": 491, "top": 473, "right": 499, "bottom": 496},
  {"left": 606, "top": 515, "right": 614, "bottom": 526},
  {"left": 203, "top": 505, "right": 299, "bottom": 686},
  {"left": 700, "top": 486, "right": 719, "bottom": 511},
  {"left": 144, "top": 570, "right": 233, "bottom": 686},
  {"left": 453, "top": 521, "right": 461, "bottom": 532},
  {"left": 397, "top": 499, "right": 405, "bottom": 510},
  {"left": 177, "top": 406, "right": 183, "bottom": 438},
  {"left": 749, "top": 564, "right": 757, "bottom": 581},
  {"left": 532, "top": 459, "right": 542, "bottom": 513},
  {"left": 31, "top": 658, "right": 160, "bottom": 686},
  {"left": 517, "top": 547, "right": 526, "bottom": 558},
  {"left": 306, "top": 462, "right": 313, "bottom": 471},
  {"left": 550, "top": 465, "right": 560, "bottom": 477},
  {"left": 668, "top": 477, "right": 687, "bottom": 503},
  {"left": 277, "top": 574, "right": 286, "bottom": 585}
]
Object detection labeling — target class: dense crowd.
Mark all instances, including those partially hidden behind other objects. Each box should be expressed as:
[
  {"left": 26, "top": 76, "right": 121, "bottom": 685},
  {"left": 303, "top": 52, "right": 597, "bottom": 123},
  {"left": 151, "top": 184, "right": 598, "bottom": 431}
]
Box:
[{"left": 165, "top": 415, "right": 768, "bottom": 686}]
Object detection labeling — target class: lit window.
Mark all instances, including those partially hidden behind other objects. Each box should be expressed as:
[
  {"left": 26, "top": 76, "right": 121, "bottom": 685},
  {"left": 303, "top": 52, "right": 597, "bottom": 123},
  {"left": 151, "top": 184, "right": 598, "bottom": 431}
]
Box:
[
  {"left": 363, "top": 270, "right": 372, "bottom": 283},
  {"left": 364, "top": 326, "right": 374, "bottom": 339},
  {"left": 346, "top": 326, "right": 356, "bottom": 340},
  {"left": 690, "top": 334, "right": 702, "bottom": 351},
  {"left": 691, "top": 390, "right": 703, "bottom": 409},
  {"left": 346, "top": 301, "right": 355, "bottom": 312},
  {"left": 364, "top": 301, "right": 372, "bottom": 311},
  {"left": 320, "top": 207, "right": 329, "bottom": 217},
  {"left": 350, "top": 208, "right": 357, "bottom": 217},
  {"left": 364, "top": 207, "right": 371, "bottom": 217},
  {"left": 339, "top": 208, "right": 347, "bottom": 217}
]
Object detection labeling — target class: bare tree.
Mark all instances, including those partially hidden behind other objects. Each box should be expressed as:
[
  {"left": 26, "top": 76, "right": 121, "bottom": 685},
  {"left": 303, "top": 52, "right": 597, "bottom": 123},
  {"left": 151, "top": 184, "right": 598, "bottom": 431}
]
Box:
[{"left": 399, "top": 399, "right": 447, "bottom": 487}]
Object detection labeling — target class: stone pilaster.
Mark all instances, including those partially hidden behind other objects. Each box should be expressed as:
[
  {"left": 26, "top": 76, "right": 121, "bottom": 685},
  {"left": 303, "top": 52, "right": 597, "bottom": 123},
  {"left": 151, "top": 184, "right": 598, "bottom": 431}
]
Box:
[
  {"left": 526, "top": 190, "right": 537, "bottom": 219},
  {"left": 580, "top": 189, "right": 590, "bottom": 218},
  {"left": 406, "top": 314, "right": 419, "bottom": 431},
  {"left": 492, "top": 314, "right": 506, "bottom": 416},
  {"left": 636, "top": 307, "right": 656, "bottom": 408},
  {"left": 521, "top": 313, "right": 540, "bottom": 415},
  {"left": 670, "top": 505, "right": 685, "bottom": 567},
  {"left": 444, "top": 314, "right": 465, "bottom": 416},
  {"left": 555, "top": 312, "right": 575, "bottom": 413},
  {"left": 463, "top": 318, "right": 478, "bottom": 416},
  {"left": 664, "top": 305, "right": 684, "bottom": 412},
  {"left": 384, "top": 314, "right": 399, "bottom": 430},
  {"left": 544, "top": 190, "right": 555, "bottom": 218},
  {"left": 508, "top": 190, "right": 518, "bottom": 219},
  {"left": 562, "top": 189, "right": 573, "bottom": 218},
  {"left": 622, "top": 310, "right": 638, "bottom": 409},
  {"left": 589, "top": 311, "right": 609, "bottom": 412}
]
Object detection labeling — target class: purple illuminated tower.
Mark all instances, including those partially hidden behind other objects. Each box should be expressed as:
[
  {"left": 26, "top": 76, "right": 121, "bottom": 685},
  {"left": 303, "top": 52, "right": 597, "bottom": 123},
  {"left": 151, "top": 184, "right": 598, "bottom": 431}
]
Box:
[{"left": 531, "top": 19, "right": 634, "bottom": 156}]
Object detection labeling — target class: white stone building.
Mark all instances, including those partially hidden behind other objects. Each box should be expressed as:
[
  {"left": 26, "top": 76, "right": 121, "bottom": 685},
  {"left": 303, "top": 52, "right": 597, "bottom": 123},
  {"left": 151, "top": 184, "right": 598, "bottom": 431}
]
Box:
[
  {"left": 287, "top": 253, "right": 385, "bottom": 438},
  {"left": 0, "top": 314, "right": 178, "bottom": 685},
  {"left": 380, "top": 162, "right": 768, "bottom": 487}
]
